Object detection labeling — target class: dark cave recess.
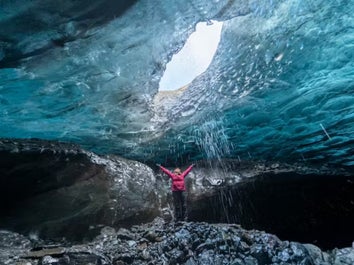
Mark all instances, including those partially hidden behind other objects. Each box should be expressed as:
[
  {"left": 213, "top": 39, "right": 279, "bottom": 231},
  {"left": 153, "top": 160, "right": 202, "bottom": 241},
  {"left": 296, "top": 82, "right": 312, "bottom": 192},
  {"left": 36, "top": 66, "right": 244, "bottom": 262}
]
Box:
[{"left": 188, "top": 172, "right": 354, "bottom": 250}]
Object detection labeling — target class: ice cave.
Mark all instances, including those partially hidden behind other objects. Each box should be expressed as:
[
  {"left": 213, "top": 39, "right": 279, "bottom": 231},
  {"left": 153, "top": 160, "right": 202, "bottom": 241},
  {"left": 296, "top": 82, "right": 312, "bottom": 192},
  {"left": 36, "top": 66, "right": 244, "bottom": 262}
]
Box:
[{"left": 0, "top": 1, "right": 354, "bottom": 264}]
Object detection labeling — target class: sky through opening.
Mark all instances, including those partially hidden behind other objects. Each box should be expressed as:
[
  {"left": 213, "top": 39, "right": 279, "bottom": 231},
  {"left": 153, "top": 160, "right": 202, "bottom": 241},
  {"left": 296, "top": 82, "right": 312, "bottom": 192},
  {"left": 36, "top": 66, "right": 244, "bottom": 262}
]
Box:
[{"left": 159, "top": 20, "right": 223, "bottom": 91}]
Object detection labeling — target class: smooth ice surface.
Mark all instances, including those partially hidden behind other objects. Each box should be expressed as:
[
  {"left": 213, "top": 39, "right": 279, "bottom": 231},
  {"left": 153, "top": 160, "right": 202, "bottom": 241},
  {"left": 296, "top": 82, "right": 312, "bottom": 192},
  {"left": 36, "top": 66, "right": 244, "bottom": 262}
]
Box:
[{"left": 0, "top": 0, "right": 354, "bottom": 168}]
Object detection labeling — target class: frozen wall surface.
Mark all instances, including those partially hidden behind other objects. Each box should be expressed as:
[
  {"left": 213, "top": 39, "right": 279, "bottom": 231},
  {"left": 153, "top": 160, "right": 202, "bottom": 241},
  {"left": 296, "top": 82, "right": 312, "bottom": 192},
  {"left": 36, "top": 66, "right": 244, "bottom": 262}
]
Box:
[{"left": 0, "top": 0, "right": 353, "bottom": 168}]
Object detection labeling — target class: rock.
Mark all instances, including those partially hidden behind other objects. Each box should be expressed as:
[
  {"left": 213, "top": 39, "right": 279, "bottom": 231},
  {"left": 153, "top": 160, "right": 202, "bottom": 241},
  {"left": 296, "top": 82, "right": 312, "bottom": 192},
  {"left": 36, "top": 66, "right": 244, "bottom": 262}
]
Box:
[
  {"left": 116, "top": 228, "right": 135, "bottom": 240},
  {"left": 304, "top": 243, "right": 331, "bottom": 264},
  {"left": 0, "top": 230, "right": 33, "bottom": 264},
  {"left": 0, "top": 139, "right": 161, "bottom": 241},
  {"left": 143, "top": 230, "right": 163, "bottom": 243},
  {"left": 114, "top": 261, "right": 126, "bottom": 265},
  {"left": 40, "top": 256, "right": 60, "bottom": 265},
  {"left": 22, "top": 247, "right": 66, "bottom": 258},
  {"left": 331, "top": 247, "right": 354, "bottom": 265}
]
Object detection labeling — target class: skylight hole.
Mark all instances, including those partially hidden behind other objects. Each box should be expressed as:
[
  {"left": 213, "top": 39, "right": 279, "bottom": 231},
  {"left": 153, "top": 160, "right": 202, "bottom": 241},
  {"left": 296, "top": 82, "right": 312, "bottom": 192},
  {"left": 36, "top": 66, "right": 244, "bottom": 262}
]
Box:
[{"left": 159, "top": 20, "right": 223, "bottom": 91}]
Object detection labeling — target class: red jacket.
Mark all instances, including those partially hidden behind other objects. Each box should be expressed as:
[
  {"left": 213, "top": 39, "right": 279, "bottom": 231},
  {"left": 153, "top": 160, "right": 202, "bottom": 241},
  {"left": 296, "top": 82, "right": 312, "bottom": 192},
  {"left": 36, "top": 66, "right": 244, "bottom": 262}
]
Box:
[{"left": 159, "top": 165, "right": 194, "bottom": 191}]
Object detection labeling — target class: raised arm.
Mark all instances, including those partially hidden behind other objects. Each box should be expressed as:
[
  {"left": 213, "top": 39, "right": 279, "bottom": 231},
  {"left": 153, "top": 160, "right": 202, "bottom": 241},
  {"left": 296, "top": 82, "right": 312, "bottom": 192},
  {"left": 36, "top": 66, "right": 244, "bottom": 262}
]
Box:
[
  {"left": 181, "top": 164, "right": 194, "bottom": 178},
  {"left": 156, "top": 164, "right": 174, "bottom": 178}
]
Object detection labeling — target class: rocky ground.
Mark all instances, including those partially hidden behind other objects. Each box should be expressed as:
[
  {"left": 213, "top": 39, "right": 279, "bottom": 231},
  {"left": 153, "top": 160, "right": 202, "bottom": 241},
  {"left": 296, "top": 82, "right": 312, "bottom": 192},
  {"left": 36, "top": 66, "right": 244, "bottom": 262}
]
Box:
[{"left": 1, "top": 217, "right": 353, "bottom": 265}]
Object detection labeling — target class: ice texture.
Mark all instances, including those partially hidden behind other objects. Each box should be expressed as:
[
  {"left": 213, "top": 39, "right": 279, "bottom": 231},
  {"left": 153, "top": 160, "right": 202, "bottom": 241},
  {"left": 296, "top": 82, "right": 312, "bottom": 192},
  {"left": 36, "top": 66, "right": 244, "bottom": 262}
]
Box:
[{"left": 0, "top": 0, "right": 353, "bottom": 167}]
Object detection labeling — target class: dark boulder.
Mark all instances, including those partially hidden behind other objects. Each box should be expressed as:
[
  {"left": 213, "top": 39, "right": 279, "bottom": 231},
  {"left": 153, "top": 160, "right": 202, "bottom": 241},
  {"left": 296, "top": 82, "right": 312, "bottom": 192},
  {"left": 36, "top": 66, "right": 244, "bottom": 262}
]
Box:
[{"left": 0, "top": 138, "right": 161, "bottom": 241}]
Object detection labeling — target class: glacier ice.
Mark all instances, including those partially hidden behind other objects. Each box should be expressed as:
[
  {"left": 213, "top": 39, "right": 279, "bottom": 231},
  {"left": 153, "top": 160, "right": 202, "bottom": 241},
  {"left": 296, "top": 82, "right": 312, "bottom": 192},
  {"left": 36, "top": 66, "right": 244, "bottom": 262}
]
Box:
[{"left": 0, "top": 0, "right": 354, "bottom": 169}]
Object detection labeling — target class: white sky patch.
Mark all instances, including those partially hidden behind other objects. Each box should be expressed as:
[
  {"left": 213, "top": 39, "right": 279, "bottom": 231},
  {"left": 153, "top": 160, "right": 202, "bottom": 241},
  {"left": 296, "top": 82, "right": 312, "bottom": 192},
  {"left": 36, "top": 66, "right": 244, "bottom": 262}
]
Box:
[{"left": 159, "top": 20, "right": 223, "bottom": 91}]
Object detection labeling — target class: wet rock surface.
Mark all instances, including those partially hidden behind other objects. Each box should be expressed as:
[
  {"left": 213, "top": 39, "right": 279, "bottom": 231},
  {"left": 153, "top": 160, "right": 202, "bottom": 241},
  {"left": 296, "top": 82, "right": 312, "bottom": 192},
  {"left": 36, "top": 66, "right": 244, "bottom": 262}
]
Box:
[
  {"left": 1, "top": 218, "right": 353, "bottom": 265},
  {"left": 0, "top": 138, "right": 161, "bottom": 241}
]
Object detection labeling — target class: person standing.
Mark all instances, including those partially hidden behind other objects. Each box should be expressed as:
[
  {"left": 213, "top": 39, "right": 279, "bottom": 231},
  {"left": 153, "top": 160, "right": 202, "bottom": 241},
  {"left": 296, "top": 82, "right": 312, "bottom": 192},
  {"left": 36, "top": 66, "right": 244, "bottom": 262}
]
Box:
[{"left": 157, "top": 163, "right": 194, "bottom": 221}]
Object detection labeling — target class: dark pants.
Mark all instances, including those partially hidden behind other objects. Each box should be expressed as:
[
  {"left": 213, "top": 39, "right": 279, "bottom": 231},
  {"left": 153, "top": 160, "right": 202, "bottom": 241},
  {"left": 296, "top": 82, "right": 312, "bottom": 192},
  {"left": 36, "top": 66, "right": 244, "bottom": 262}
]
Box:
[{"left": 172, "top": 191, "right": 186, "bottom": 221}]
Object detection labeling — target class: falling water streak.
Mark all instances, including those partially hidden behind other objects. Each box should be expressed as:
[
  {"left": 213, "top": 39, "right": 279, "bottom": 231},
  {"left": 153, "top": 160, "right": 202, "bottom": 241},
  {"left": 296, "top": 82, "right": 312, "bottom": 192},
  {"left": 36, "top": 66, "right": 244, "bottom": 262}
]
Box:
[
  {"left": 190, "top": 117, "right": 244, "bottom": 225},
  {"left": 228, "top": 189, "right": 234, "bottom": 207},
  {"left": 320, "top": 123, "right": 331, "bottom": 140},
  {"left": 219, "top": 189, "right": 230, "bottom": 223},
  {"left": 193, "top": 116, "right": 232, "bottom": 163},
  {"left": 237, "top": 201, "right": 244, "bottom": 224}
]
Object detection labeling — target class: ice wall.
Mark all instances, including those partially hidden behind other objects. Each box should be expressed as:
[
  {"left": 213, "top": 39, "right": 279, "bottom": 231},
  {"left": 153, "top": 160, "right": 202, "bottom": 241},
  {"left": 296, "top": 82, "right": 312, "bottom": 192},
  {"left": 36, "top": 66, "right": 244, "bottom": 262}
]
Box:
[{"left": 0, "top": 0, "right": 353, "bottom": 168}]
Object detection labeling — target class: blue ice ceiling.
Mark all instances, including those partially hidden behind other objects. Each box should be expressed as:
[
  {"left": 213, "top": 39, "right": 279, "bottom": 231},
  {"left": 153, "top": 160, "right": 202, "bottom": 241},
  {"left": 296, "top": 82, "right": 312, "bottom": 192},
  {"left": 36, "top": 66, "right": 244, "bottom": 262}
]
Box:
[{"left": 0, "top": 0, "right": 354, "bottom": 167}]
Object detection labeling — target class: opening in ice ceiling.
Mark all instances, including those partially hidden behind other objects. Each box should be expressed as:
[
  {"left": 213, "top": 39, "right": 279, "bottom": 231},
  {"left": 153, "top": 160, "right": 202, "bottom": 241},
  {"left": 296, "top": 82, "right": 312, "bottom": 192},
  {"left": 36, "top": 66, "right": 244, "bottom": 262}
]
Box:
[{"left": 159, "top": 20, "right": 223, "bottom": 91}]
